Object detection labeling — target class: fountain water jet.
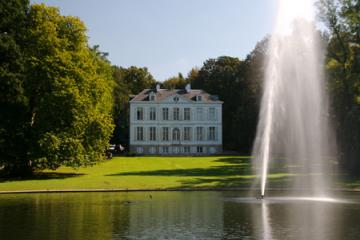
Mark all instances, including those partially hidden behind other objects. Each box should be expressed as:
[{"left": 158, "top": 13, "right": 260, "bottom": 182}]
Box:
[{"left": 252, "top": 0, "right": 336, "bottom": 197}]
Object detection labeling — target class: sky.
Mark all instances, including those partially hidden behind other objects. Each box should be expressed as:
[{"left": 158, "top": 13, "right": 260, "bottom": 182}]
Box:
[{"left": 31, "top": 0, "right": 276, "bottom": 81}]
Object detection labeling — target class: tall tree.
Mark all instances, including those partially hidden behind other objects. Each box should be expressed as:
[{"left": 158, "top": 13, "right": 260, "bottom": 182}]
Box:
[
  {"left": 1, "top": 3, "right": 114, "bottom": 175},
  {"left": 111, "top": 66, "right": 156, "bottom": 147},
  {"left": 121, "top": 66, "right": 156, "bottom": 94},
  {"left": 0, "top": 0, "right": 30, "bottom": 175},
  {"left": 318, "top": 0, "right": 360, "bottom": 173},
  {"left": 192, "top": 56, "right": 260, "bottom": 152}
]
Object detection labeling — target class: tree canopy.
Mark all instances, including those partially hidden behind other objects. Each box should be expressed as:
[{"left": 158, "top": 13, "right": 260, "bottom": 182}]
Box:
[
  {"left": 192, "top": 56, "right": 261, "bottom": 152},
  {"left": 0, "top": 2, "right": 114, "bottom": 175}
]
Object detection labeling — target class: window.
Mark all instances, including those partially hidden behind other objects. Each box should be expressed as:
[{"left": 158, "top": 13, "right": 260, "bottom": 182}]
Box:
[
  {"left": 136, "top": 107, "right": 143, "bottom": 120},
  {"left": 162, "top": 127, "right": 169, "bottom": 141},
  {"left": 196, "top": 108, "right": 203, "bottom": 121},
  {"left": 162, "top": 108, "right": 169, "bottom": 120},
  {"left": 209, "top": 127, "right": 216, "bottom": 141},
  {"left": 173, "top": 107, "right": 180, "bottom": 120},
  {"left": 172, "top": 128, "right": 180, "bottom": 141},
  {"left": 197, "top": 95, "right": 202, "bottom": 101},
  {"left": 149, "top": 147, "right": 156, "bottom": 154},
  {"left": 173, "top": 96, "right": 179, "bottom": 102},
  {"left": 197, "top": 146, "right": 203, "bottom": 153},
  {"left": 162, "top": 146, "right": 169, "bottom": 154},
  {"left": 184, "top": 146, "right": 190, "bottom": 153},
  {"left": 149, "top": 93, "right": 155, "bottom": 101},
  {"left": 136, "top": 127, "right": 143, "bottom": 141},
  {"left": 196, "top": 127, "right": 203, "bottom": 141},
  {"left": 136, "top": 147, "right": 143, "bottom": 154},
  {"left": 149, "top": 127, "right": 156, "bottom": 141},
  {"left": 149, "top": 107, "right": 156, "bottom": 120},
  {"left": 209, "top": 108, "right": 216, "bottom": 121},
  {"left": 184, "top": 108, "right": 191, "bottom": 120},
  {"left": 184, "top": 127, "right": 191, "bottom": 141}
]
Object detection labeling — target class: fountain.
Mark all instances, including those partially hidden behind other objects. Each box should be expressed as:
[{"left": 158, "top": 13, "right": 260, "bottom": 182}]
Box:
[{"left": 252, "top": 0, "right": 336, "bottom": 198}]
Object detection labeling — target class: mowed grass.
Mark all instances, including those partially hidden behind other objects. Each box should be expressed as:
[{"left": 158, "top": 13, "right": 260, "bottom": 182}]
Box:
[{"left": 0, "top": 156, "right": 292, "bottom": 191}]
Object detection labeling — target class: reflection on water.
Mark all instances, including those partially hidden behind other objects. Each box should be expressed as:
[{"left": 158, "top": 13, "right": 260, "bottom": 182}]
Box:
[
  {"left": 0, "top": 192, "right": 359, "bottom": 240},
  {"left": 262, "top": 201, "right": 273, "bottom": 240}
]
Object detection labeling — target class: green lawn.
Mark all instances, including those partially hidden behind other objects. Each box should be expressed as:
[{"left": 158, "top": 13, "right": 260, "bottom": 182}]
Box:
[{"left": 0, "top": 156, "right": 292, "bottom": 192}]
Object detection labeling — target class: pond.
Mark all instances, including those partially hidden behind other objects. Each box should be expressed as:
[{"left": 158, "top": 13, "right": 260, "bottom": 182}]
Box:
[{"left": 0, "top": 191, "right": 360, "bottom": 240}]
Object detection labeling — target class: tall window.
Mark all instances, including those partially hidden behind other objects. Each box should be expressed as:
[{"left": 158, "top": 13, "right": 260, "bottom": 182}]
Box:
[
  {"left": 184, "top": 127, "right": 191, "bottom": 141},
  {"left": 209, "top": 127, "right": 216, "bottom": 141},
  {"left": 136, "top": 107, "right": 143, "bottom": 120},
  {"left": 162, "top": 146, "right": 169, "bottom": 154},
  {"left": 149, "top": 127, "right": 156, "bottom": 141},
  {"left": 196, "top": 127, "right": 203, "bottom": 141},
  {"left": 173, "top": 128, "right": 180, "bottom": 141},
  {"left": 209, "top": 108, "right": 216, "bottom": 121},
  {"left": 150, "top": 107, "right": 156, "bottom": 120},
  {"left": 136, "top": 127, "right": 143, "bottom": 141},
  {"left": 162, "top": 127, "right": 169, "bottom": 141},
  {"left": 184, "top": 146, "right": 190, "bottom": 153},
  {"left": 173, "top": 107, "right": 180, "bottom": 120},
  {"left": 162, "top": 108, "right": 169, "bottom": 120},
  {"left": 196, "top": 108, "right": 203, "bottom": 121},
  {"left": 184, "top": 108, "right": 191, "bottom": 120}
]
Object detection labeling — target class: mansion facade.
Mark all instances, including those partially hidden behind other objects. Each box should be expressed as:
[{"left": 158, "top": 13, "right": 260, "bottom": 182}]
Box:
[{"left": 129, "top": 84, "right": 223, "bottom": 155}]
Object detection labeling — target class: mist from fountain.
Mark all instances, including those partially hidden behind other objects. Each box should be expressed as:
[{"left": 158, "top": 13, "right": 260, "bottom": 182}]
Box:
[{"left": 252, "top": 0, "right": 336, "bottom": 197}]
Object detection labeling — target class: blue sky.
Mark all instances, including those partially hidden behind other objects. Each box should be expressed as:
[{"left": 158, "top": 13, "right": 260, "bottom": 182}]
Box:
[{"left": 31, "top": 0, "right": 276, "bottom": 81}]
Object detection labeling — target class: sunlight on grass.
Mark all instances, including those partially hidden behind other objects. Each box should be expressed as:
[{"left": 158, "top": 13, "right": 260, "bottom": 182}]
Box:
[{"left": 0, "top": 156, "right": 296, "bottom": 191}]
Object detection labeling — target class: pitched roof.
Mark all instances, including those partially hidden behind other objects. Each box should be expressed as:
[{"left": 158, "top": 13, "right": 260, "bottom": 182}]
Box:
[{"left": 130, "top": 88, "right": 222, "bottom": 103}]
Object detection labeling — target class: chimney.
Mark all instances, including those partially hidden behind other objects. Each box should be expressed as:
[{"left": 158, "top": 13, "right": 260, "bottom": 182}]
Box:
[
  {"left": 185, "top": 83, "right": 191, "bottom": 93},
  {"left": 156, "top": 84, "right": 161, "bottom": 92}
]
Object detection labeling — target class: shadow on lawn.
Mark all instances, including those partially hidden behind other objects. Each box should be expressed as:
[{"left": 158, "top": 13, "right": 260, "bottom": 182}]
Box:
[
  {"left": 106, "top": 157, "right": 292, "bottom": 189},
  {"left": 107, "top": 157, "right": 253, "bottom": 177},
  {"left": 0, "top": 172, "right": 85, "bottom": 183}
]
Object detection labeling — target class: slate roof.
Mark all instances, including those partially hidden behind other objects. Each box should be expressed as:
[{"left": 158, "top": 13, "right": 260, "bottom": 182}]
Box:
[{"left": 130, "top": 88, "right": 222, "bottom": 103}]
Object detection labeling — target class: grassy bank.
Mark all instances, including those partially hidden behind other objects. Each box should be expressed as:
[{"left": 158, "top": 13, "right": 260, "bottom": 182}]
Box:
[
  {"left": 0, "top": 156, "right": 292, "bottom": 192},
  {"left": 2, "top": 156, "right": 357, "bottom": 192}
]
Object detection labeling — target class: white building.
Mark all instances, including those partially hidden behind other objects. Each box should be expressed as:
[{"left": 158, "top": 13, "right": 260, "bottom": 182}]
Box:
[{"left": 129, "top": 84, "right": 223, "bottom": 155}]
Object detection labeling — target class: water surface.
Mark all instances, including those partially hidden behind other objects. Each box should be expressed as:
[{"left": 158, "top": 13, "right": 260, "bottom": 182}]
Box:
[{"left": 0, "top": 191, "right": 359, "bottom": 240}]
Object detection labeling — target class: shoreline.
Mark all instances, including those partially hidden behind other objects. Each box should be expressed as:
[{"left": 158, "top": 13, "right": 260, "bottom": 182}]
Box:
[{"left": 1, "top": 187, "right": 360, "bottom": 194}]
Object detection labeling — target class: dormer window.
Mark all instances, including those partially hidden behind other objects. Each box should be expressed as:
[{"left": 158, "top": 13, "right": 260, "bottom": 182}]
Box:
[
  {"left": 196, "top": 95, "right": 202, "bottom": 101},
  {"left": 149, "top": 92, "right": 156, "bottom": 101},
  {"left": 173, "top": 96, "right": 179, "bottom": 102}
]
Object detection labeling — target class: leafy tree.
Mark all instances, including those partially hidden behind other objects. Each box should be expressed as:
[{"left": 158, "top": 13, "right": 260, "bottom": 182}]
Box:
[
  {"left": 186, "top": 67, "right": 199, "bottom": 85},
  {"left": 0, "top": 0, "right": 30, "bottom": 175},
  {"left": 162, "top": 73, "right": 189, "bottom": 89},
  {"left": 318, "top": 0, "right": 360, "bottom": 173},
  {"left": 111, "top": 66, "right": 156, "bottom": 147},
  {"left": 192, "top": 56, "right": 260, "bottom": 152},
  {"left": 1, "top": 3, "right": 114, "bottom": 175},
  {"left": 121, "top": 66, "right": 156, "bottom": 94}
]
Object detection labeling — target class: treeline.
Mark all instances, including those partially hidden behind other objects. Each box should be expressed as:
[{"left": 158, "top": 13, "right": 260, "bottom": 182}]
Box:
[{"left": 1, "top": 0, "right": 359, "bottom": 176}]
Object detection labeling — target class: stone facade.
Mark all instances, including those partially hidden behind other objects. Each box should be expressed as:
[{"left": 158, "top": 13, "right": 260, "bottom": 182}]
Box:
[{"left": 129, "top": 84, "right": 223, "bottom": 155}]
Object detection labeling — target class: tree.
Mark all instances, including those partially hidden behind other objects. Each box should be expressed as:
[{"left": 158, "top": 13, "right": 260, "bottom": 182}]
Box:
[
  {"left": 121, "top": 66, "right": 156, "bottom": 94},
  {"left": 0, "top": 0, "right": 30, "bottom": 175},
  {"left": 111, "top": 66, "right": 156, "bottom": 147},
  {"left": 162, "top": 73, "right": 188, "bottom": 89},
  {"left": 192, "top": 56, "right": 260, "bottom": 152},
  {"left": 317, "top": 0, "right": 360, "bottom": 173},
  {"left": 1, "top": 3, "right": 114, "bottom": 175}
]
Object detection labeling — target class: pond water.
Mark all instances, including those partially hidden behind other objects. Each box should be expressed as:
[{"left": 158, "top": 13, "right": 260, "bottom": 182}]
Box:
[{"left": 0, "top": 191, "right": 360, "bottom": 240}]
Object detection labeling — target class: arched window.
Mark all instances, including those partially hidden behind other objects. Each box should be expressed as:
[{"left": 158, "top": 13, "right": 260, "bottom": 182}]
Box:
[{"left": 172, "top": 128, "right": 180, "bottom": 141}]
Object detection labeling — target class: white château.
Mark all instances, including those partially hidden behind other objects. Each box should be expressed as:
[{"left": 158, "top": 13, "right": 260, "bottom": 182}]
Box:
[{"left": 129, "top": 84, "right": 223, "bottom": 155}]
